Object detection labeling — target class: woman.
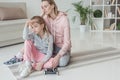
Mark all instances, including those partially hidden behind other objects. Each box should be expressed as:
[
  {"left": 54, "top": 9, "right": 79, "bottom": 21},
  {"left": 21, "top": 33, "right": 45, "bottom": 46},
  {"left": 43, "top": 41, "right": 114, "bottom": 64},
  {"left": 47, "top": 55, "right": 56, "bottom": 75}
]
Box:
[{"left": 41, "top": 0, "right": 71, "bottom": 68}]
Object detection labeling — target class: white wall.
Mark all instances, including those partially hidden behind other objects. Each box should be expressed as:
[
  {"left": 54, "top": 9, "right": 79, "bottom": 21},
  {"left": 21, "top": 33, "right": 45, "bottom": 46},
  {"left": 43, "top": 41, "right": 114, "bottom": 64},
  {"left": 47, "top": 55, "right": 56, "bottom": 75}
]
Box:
[
  {"left": 26, "top": 0, "right": 41, "bottom": 18},
  {"left": 55, "top": 0, "right": 90, "bottom": 28},
  {"left": 0, "top": 0, "right": 41, "bottom": 18},
  {"left": 0, "top": 0, "right": 90, "bottom": 28}
]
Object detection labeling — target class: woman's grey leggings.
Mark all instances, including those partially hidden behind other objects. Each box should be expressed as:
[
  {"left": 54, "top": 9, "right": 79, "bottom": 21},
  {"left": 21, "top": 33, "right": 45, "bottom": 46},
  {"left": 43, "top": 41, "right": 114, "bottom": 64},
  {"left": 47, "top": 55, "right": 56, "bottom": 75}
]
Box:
[{"left": 53, "top": 45, "right": 70, "bottom": 67}]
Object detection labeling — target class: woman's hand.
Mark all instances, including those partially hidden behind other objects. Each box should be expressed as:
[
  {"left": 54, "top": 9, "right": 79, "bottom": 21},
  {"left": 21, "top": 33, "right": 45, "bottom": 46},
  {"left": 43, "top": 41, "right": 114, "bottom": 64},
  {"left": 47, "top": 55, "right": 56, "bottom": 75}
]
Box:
[
  {"left": 41, "top": 6, "right": 45, "bottom": 17},
  {"left": 52, "top": 54, "right": 61, "bottom": 68},
  {"left": 35, "top": 62, "right": 44, "bottom": 71}
]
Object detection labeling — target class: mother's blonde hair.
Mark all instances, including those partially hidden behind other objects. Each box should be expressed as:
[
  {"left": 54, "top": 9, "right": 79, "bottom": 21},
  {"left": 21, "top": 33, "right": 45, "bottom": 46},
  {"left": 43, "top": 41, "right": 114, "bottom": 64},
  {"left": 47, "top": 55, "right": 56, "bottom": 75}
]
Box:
[{"left": 41, "top": 0, "right": 58, "bottom": 15}]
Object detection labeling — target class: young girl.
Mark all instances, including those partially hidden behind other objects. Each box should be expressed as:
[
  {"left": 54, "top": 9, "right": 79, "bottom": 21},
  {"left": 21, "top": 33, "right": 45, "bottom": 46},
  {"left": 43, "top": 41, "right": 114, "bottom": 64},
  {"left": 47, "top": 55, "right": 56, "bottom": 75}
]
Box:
[{"left": 18, "top": 16, "right": 53, "bottom": 78}]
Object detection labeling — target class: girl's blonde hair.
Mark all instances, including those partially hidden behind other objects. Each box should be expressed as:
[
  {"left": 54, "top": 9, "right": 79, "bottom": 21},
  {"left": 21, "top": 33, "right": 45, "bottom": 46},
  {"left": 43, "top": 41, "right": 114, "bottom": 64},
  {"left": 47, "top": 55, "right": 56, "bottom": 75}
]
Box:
[
  {"left": 41, "top": 0, "right": 58, "bottom": 15},
  {"left": 31, "top": 16, "right": 50, "bottom": 36}
]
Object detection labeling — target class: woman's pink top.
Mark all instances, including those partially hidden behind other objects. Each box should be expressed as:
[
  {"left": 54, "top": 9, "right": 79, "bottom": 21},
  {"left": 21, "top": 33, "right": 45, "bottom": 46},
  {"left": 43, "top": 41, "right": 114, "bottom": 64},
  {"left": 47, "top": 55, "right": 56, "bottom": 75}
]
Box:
[{"left": 44, "top": 11, "right": 71, "bottom": 56}]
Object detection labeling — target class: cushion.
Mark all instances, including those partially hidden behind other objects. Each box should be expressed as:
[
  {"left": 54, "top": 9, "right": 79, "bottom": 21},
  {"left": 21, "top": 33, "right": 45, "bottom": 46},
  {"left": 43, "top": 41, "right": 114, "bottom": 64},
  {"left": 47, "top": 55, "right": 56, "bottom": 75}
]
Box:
[{"left": 0, "top": 7, "right": 27, "bottom": 20}]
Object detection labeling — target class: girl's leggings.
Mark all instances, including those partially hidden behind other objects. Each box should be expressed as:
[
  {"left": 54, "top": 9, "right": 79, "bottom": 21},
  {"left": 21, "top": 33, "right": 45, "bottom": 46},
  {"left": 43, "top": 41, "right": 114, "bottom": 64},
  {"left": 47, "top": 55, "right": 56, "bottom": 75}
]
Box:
[{"left": 23, "top": 40, "right": 53, "bottom": 69}]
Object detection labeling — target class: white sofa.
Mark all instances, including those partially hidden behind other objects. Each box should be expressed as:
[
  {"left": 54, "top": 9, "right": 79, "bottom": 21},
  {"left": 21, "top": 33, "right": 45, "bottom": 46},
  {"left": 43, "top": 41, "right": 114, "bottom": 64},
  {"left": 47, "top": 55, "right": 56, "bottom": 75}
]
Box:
[{"left": 0, "top": 2, "right": 27, "bottom": 47}]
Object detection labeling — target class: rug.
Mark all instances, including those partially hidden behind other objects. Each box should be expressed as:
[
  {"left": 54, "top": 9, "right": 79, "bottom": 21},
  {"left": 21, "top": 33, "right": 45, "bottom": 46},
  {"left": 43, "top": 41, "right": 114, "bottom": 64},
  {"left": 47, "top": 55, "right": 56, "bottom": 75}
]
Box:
[
  {"left": 8, "top": 48, "right": 120, "bottom": 80},
  {"left": 8, "top": 63, "right": 45, "bottom": 80}
]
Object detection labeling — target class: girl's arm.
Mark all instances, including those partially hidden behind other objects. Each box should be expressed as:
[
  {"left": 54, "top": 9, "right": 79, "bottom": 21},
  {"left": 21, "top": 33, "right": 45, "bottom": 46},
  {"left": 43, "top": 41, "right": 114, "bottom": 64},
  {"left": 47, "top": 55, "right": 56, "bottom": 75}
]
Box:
[
  {"left": 35, "top": 34, "right": 53, "bottom": 70},
  {"left": 41, "top": 35, "right": 53, "bottom": 63},
  {"left": 23, "top": 21, "right": 34, "bottom": 40}
]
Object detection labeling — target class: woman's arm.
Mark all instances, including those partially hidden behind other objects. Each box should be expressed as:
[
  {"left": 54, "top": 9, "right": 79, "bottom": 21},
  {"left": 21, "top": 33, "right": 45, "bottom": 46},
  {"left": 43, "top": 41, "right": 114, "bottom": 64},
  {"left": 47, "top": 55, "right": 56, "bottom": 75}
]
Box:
[
  {"left": 58, "top": 16, "right": 71, "bottom": 56},
  {"left": 52, "top": 16, "right": 71, "bottom": 68}
]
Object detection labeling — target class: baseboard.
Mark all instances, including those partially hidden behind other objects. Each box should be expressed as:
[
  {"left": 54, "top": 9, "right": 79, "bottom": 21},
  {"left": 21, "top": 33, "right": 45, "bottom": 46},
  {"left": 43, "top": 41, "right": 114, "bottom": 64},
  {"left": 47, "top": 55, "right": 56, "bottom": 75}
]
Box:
[{"left": 0, "top": 38, "right": 24, "bottom": 48}]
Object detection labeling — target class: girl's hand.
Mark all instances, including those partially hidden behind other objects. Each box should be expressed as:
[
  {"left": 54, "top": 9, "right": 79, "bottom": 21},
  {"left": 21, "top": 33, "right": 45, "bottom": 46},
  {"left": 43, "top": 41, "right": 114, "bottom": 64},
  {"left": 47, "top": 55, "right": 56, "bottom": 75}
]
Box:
[
  {"left": 25, "top": 20, "right": 36, "bottom": 31},
  {"left": 52, "top": 54, "right": 61, "bottom": 68},
  {"left": 35, "top": 62, "right": 44, "bottom": 71},
  {"left": 25, "top": 20, "right": 32, "bottom": 27},
  {"left": 26, "top": 19, "right": 38, "bottom": 27}
]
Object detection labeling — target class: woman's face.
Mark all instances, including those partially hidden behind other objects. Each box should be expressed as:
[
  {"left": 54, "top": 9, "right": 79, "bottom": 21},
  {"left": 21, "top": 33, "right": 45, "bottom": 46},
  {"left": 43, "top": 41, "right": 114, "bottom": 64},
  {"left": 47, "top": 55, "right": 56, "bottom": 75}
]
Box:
[
  {"left": 31, "top": 22, "right": 44, "bottom": 34},
  {"left": 41, "top": 1, "right": 54, "bottom": 15}
]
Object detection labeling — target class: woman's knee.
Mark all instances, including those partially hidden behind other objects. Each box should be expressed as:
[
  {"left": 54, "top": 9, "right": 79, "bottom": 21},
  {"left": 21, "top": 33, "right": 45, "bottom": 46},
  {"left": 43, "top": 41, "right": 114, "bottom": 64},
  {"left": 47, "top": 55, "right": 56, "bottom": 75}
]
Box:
[
  {"left": 59, "top": 54, "right": 70, "bottom": 67},
  {"left": 59, "top": 61, "right": 69, "bottom": 67}
]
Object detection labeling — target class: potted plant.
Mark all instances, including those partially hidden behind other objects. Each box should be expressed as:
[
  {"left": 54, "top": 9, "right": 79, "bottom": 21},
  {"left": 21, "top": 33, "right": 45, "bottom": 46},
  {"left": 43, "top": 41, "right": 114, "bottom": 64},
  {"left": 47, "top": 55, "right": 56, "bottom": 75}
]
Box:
[
  {"left": 72, "top": 1, "right": 93, "bottom": 32},
  {"left": 117, "top": 23, "right": 120, "bottom": 30},
  {"left": 93, "top": 9, "right": 102, "bottom": 18}
]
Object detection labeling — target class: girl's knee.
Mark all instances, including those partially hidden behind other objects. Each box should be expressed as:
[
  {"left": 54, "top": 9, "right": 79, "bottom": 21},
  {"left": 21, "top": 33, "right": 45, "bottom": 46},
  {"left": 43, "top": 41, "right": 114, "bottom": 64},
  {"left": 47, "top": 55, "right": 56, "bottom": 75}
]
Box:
[
  {"left": 24, "top": 40, "right": 33, "bottom": 46},
  {"left": 25, "top": 40, "right": 32, "bottom": 44}
]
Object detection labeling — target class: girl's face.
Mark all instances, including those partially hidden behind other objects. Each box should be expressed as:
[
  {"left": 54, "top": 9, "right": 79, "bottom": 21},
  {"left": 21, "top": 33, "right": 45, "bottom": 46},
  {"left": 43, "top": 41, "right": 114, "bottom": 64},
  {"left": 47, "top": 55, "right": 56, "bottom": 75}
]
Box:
[
  {"left": 41, "top": 1, "right": 54, "bottom": 15},
  {"left": 31, "top": 22, "right": 44, "bottom": 34}
]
